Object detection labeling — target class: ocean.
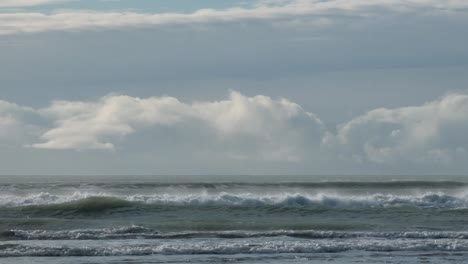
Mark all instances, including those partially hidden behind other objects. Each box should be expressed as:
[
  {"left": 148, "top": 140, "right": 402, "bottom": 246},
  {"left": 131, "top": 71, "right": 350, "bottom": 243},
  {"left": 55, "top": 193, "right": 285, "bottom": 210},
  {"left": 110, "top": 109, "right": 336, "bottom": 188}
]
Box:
[{"left": 1, "top": 175, "right": 468, "bottom": 263}]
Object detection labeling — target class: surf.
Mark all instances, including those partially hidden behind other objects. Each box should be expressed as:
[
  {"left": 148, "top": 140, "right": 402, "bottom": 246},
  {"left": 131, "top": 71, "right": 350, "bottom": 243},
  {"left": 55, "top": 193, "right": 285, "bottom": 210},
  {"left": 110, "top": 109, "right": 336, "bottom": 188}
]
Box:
[{"left": 1, "top": 191, "right": 468, "bottom": 209}]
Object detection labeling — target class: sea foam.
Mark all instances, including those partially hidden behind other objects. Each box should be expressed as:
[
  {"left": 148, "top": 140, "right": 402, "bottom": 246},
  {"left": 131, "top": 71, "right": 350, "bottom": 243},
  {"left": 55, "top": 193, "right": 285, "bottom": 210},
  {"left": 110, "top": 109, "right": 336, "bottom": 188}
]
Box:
[
  {"left": 1, "top": 237, "right": 467, "bottom": 257},
  {"left": 6, "top": 227, "right": 468, "bottom": 241}
]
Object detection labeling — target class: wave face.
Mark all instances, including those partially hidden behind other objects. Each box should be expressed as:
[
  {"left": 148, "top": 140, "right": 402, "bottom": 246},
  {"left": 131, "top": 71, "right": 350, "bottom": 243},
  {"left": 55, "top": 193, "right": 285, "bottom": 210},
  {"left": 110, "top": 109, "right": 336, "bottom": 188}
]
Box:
[
  {"left": 1, "top": 191, "right": 468, "bottom": 209},
  {"left": 2, "top": 176, "right": 468, "bottom": 261}
]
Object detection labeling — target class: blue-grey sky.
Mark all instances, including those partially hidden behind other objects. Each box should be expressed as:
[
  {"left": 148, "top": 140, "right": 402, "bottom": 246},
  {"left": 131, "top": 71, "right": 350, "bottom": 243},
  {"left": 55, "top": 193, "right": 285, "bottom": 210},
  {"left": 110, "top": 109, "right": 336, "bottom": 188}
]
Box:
[{"left": 1, "top": 0, "right": 468, "bottom": 175}]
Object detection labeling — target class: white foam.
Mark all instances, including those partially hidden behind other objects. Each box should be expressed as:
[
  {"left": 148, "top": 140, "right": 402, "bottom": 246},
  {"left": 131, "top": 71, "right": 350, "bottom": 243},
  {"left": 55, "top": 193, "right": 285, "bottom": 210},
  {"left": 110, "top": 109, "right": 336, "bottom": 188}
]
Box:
[
  {"left": 8, "top": 228, "right": 468, "bottom": 240},
  {"left": 1, "top": 237, "right": 468, "bottom": 257}
]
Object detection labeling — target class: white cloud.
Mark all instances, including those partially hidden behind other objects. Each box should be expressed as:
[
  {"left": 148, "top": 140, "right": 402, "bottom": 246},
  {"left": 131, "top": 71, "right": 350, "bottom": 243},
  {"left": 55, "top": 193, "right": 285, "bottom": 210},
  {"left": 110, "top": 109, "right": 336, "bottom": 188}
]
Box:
[
  {"left": 3, "top": 91, "right": 468, "bottom": 165},
  {"left": 34, "top": 94, "right": 189, "bottom": 150},
  {"left": 326, "top": 93, "right": 468, "bottom": 164},
  {"left": 31, "top": 91, "right": 323, "bottom": 161},
  {"left": 191, "top": 91, "right": 324, "bottom": 161},
  {"left": 192, "top": 91, "right": 322, "bottom": 137},
  {"left": 1, "top": 0, "right": 467, "bottom": 35},
  {"left": 0, "top": 0, "right": 70, "bottom": 8}
]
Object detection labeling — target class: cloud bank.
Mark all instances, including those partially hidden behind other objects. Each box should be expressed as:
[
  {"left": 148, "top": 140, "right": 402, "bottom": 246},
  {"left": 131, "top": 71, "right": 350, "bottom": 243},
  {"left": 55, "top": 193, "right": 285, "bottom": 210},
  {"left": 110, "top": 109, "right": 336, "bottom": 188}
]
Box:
[
  {"left": 27, "top": 91, "right": 323, "bottom": 162},
  {"left": 2, "top": 91, "right": 468, "bottom": 165},
  {"left": 1, "top": 0, "right": 468, "bottom": 35}
]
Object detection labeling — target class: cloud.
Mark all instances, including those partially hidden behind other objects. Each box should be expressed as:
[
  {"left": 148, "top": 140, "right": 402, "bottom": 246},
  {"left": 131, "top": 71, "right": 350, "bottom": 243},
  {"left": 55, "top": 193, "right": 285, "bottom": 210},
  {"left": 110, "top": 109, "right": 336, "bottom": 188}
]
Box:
[
  {"left": 190, "top": 91, "right": 324, "bottom": 161},
  {"left": 31, "top": 91, "right": 324, "bottom": 161},
  {"left": 1, "top": 0, "right": 467, "bottom": 35},
  {"left": 0, "top": 0, "right": 70, "bottom": 8},
  {"left": 33, "top": 94, "right": 188, "bottom": 150},
  {"left": 0, "top": 101, "right": 24, "bottom": 137},
  {"left": 325, "top": 93, "right": 468, "bottom": 164},
  {"left": 3, "top": 91, "right": 468, "bottom": 165},
  {"left": 0, "top": 100, "right": 40, "bottom": 145}
]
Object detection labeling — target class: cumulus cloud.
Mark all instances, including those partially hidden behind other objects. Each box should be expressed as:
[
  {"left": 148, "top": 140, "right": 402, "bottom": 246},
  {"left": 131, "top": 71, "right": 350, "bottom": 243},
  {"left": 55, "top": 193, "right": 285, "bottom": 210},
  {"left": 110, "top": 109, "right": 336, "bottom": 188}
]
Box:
[
  {"left": 325, "top": 93, "right": 468, "bottom": 164},
  {"left": 190, "top": 91, "right": 324, "bottom": 161},
  {"left": 30, "top": 91, "right": 324, "bottom": 161},
  {"left": 3, "top": 91, "right": 468, "bottom": 165},
  {"left": 1, "top": 0, "right": 467, "bottom": 35},
  {"left": 33, "top": 95, "right": 189, "bottom": 150}
]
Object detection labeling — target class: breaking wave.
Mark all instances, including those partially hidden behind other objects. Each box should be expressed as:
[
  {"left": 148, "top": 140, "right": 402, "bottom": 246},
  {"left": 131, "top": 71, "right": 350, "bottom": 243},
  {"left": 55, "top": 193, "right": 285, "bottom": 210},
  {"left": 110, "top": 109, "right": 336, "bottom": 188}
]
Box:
[{"left": 1, "top": 191, "right": 468, "bottom": 209}]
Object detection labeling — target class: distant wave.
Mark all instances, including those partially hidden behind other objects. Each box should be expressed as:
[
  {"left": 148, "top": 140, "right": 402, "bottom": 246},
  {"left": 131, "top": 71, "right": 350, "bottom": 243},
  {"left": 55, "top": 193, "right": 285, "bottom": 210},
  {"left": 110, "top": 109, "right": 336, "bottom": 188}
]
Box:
[
  {"left": 2, "top": 180, "right": 468, "bottom": 191},
  {"left": 1, "top": 191, "right": 468, "bottom": 209},
  {"left": 4, "top": 226, "right": 468, "bottom": 241}
]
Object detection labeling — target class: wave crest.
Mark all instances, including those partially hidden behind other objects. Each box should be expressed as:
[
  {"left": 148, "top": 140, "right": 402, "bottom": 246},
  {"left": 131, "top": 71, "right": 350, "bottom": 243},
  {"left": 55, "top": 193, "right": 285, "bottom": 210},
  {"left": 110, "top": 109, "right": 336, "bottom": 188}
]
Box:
[{"left": 1, "top": 191, "right": 468, "bottom": 209}]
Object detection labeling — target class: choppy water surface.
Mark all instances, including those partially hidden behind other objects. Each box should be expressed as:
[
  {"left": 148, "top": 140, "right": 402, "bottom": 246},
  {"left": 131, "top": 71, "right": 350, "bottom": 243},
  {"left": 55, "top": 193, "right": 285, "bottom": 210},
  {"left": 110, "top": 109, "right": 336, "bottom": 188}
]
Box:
[{"left": 1, "top": 175, "right": 468, "bottom": 263}]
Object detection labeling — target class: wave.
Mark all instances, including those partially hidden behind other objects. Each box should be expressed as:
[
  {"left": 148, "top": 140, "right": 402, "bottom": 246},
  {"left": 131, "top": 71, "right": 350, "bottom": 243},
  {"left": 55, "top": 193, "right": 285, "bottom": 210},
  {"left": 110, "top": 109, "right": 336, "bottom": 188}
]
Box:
[
  {"left": 1, "top": 236, "right": 468, "bottom": 256},
  {"left": 1, "top": 191, "right": 468, "bottom": 209},
  {"left": 2, "top": 180, "right": 468, "bottom": 190},
  {"left": 5, "top": 226, "right": 468, "bottom": 241}
]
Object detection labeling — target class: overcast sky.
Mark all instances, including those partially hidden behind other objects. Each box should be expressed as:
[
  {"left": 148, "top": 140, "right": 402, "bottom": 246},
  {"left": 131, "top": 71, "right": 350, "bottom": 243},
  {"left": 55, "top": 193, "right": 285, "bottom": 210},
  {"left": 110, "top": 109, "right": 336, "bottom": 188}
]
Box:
[{"left": 1, "top": 0, "right": 468, "bottom": 175}]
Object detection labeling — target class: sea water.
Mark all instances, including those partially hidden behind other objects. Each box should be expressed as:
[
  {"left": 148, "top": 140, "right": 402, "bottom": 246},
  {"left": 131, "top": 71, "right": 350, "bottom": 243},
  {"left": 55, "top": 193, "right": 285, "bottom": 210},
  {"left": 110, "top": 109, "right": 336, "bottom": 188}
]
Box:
[{"left": 1, "top": 175, "right": 468, "bottom": 263}]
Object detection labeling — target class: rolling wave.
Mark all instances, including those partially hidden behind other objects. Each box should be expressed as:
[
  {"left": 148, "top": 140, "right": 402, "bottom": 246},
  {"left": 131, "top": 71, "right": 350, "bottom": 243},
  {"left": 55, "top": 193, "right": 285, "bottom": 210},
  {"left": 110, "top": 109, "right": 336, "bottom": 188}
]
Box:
[{"left": 1, "top": 191, "right": 468, "bottom": 209}]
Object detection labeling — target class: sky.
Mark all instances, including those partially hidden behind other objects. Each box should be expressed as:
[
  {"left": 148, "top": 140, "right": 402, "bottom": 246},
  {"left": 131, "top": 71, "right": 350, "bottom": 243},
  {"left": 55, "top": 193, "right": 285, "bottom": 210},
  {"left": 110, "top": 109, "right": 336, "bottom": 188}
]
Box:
[{"left": 1, "top": 0, "right": 468, "bottom": 175}]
